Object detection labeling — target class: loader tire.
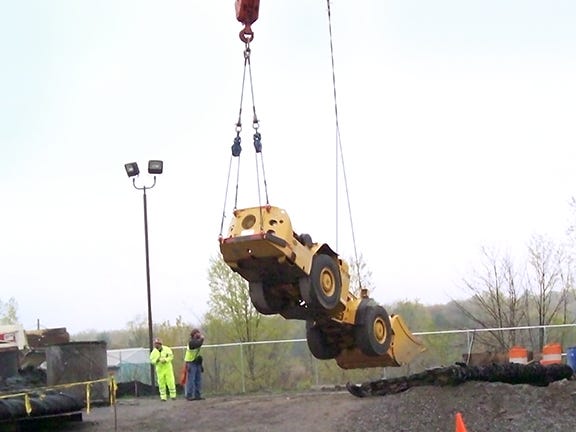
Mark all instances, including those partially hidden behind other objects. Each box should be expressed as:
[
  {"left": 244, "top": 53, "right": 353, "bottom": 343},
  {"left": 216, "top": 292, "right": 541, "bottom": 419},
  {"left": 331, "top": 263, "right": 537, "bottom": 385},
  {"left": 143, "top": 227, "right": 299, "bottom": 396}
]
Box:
[
  {"left": 309, "top": 254, "right": 341, "bottom": 311},
  {"left": 249, "top": 282, "right": 286, "bottom": 315},
  {"left": 306, "top": 321, "right": 340, "bottom": 360},
  {"left": 355, "top": 304, "right": 393, "bottom": 356}
]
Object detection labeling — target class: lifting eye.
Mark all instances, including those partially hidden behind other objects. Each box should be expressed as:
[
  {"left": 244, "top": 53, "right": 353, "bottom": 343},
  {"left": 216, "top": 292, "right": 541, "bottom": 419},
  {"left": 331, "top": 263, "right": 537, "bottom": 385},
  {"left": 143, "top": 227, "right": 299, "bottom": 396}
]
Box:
[{"left": 242, "top": 214, "right": 256, "bottom": 230}]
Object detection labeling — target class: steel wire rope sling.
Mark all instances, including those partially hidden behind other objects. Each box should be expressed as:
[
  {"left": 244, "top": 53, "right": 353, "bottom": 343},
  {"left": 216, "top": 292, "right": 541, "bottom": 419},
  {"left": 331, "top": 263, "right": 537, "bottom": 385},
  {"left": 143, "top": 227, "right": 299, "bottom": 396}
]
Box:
[
  {"left": 219, "top": 0, "right": 270, "bottom": 239},
  {"left": 325, "top": 0, "right": 362, "bottom": 289}
]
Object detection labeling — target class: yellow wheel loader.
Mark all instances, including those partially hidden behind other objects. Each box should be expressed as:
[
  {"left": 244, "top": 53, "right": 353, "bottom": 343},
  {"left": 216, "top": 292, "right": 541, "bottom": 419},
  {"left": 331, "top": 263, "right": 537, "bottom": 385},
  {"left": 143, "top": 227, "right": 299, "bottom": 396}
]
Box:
[{"left": 219, "top": 205, "right": 426, "bottom": 369}]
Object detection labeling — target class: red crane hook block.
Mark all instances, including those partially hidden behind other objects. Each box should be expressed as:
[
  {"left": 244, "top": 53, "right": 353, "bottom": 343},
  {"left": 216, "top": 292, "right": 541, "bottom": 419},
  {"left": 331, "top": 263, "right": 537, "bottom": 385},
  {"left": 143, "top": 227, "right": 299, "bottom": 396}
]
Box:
[{"left": 236, "top": 0, "right": 260, "bottom": 43}]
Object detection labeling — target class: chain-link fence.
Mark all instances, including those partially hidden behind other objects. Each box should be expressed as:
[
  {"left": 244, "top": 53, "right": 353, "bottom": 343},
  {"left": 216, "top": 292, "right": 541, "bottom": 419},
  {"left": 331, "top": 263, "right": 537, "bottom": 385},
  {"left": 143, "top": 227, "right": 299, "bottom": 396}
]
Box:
[{"left": 109, "top": 324, "right": 576, "bottom": 394}]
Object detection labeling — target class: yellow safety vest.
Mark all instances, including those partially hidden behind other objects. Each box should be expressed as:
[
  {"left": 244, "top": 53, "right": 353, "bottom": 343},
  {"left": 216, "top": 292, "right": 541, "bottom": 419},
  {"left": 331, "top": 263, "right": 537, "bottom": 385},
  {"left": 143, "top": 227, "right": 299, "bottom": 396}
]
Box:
[{"left": 184, "top": 346, "right": 201, "bottom": 362}]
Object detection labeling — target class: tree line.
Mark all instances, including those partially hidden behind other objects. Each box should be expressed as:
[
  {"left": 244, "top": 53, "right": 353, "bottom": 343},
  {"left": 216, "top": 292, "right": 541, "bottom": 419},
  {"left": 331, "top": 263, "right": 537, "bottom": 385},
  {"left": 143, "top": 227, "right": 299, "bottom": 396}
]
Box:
[{"left": 3, "top": 204, "right": 576, "bottom": 391}]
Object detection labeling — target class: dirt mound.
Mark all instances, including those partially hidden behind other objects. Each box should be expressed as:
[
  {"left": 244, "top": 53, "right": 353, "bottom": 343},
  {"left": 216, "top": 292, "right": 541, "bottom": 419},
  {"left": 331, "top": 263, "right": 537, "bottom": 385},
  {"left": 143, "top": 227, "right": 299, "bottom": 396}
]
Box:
[
  {"left": 72, "top": 379, "right": 576, "bottom": 431},
  {"left": 342, "top": 379, "right": 576, "bottom": 431}
]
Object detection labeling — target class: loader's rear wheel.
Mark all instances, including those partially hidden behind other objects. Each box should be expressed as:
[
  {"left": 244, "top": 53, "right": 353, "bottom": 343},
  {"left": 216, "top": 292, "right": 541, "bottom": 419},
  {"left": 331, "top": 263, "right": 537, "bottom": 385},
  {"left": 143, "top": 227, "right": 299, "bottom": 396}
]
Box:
[
  {"left": 306, "top": 321, "right": 340, "bottom": 360},
  {"left": 356, "top": 305, "right": 393, "bottom": 356},
  {"left": 249, "top": 282, "right": 287, "bottom": 315},
  {"left": 309, "top": 254, "right": 341, "bottom": 311}
]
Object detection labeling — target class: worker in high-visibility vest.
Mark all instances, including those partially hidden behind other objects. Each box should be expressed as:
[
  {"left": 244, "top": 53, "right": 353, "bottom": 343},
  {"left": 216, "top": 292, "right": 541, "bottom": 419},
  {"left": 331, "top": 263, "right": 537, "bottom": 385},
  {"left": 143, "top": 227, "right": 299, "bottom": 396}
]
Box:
[
  {"left": 184, "top": 328, "right": 204, "bottom": 400},
  {"left": 149, "top": 338, "right": 177, "bottom": 401}
]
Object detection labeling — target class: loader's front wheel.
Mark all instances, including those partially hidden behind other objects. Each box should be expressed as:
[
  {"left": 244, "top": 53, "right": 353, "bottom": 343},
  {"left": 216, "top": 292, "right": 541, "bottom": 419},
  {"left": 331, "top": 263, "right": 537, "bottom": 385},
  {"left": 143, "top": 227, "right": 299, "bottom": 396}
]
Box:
[
  {"left": 249, "top": 282, "right": 287, "bottom": 315},
  {"left": 309, "top": 254, "right": 341, "bottom": 311},
  {"left": 356, "top": 305, "right": 393, "bottom": 356},
  {"left": 306, "top": 321, "right": 340, "bottom": 360}
]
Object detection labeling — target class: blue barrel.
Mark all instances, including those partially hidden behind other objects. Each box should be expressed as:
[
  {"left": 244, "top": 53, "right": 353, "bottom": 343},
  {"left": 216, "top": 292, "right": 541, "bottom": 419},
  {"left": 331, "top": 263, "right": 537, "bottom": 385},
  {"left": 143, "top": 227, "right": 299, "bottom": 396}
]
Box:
[{"left": 567, "top": 346, "right": 576, "bottom": 371}]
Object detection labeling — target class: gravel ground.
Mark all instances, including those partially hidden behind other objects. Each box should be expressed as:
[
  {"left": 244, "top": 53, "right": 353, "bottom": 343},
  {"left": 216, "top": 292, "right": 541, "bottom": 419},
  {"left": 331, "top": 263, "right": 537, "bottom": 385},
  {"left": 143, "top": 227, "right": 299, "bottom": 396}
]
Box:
[
  {"left": 340, "top": 379, "right": 576, "bottom": 432},
  {"left": 61, "top": 378, "right": 576, "bottom": 432}
]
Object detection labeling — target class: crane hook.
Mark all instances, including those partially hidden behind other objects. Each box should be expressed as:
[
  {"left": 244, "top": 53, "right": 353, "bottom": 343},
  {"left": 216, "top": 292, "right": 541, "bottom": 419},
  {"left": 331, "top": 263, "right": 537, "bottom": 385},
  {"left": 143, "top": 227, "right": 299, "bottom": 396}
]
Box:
[{"left": 236, "top": 0, "right": 260, "bottom": 43}]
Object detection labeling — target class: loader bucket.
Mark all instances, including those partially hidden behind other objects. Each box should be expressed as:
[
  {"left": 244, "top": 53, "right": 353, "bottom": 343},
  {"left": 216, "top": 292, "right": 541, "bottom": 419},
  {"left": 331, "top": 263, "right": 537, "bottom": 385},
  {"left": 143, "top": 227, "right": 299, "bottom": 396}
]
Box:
[
  {"left": 336, "top": 314, "right": 426, "bottom": 369},
  {"left": 336, "top": 348, "right": 400, "bottom": 369}
]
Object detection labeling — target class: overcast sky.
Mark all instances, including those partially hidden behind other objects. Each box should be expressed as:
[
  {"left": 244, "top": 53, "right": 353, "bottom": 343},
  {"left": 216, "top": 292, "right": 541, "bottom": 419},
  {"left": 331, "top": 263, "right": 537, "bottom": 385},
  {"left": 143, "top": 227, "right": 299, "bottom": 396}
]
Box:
[{"left": 1, "top": 1, "right": 575, "bottom": 334}]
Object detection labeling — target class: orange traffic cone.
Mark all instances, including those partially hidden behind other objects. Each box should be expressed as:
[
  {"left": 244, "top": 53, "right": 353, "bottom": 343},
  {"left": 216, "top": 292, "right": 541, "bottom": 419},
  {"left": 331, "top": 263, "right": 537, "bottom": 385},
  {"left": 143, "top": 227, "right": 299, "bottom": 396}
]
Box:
[{"left": 455, "top": 412, "right": 468, "bottom": 432}]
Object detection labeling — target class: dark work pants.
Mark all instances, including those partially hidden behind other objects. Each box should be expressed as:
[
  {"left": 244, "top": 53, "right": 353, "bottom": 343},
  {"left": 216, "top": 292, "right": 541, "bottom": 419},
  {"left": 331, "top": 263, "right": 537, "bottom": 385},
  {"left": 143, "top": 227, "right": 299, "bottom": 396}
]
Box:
[{"left": 185, "top": 361, "right": 202, "bottom": 399}]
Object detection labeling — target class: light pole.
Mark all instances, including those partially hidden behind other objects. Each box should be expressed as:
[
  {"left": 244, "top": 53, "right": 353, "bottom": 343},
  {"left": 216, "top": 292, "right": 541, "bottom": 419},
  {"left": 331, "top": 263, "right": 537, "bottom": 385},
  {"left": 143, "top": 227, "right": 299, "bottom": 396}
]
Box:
[{"left": 124, "top": 160, "right": 163, "bottom": 387}]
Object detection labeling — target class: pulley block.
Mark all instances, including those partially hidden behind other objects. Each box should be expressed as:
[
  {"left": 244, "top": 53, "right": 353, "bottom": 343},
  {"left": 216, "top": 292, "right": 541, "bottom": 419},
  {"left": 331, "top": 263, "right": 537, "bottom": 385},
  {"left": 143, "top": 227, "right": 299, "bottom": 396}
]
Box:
[{"left": 236, "top": 0, "right": 260, "bottom": 43}]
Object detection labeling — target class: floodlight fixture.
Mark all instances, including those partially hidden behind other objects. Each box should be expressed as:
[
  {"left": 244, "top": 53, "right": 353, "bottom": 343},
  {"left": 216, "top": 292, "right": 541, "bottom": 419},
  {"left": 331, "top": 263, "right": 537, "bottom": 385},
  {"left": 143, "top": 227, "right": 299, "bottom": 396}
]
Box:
[
  {"left": 148, "top": 160, "right": 163, "bottom": 175},
  {"left": 124, "top": 162, "right": 140, "bottom": 177},
  {"left": 123, "top": 158, "right": 163, "bottom": 387}
]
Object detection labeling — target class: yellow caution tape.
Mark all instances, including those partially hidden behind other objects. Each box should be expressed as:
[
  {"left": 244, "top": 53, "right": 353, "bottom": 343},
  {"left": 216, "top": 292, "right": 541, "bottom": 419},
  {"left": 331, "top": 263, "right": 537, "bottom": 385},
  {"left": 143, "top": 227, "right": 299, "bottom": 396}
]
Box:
[
  {"left": 0, "top": 376, "right": 118, "bottom": 416},
  {"left": 24, "top": 394, "right": 32, "bottom": 415}
]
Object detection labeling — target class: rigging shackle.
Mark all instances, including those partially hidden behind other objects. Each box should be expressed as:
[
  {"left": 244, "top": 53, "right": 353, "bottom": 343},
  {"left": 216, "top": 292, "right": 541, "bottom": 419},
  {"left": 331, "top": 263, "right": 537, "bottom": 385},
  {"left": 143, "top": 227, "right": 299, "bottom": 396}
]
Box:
[
  {"left": 253, "top": 132, "right": 262, "bottom": 153},
  {"left": 236, "top": 0, "right": 260, "bottom": 43},
  {"left": 232, "top": 134, "right": 242, "bottom": 157}
]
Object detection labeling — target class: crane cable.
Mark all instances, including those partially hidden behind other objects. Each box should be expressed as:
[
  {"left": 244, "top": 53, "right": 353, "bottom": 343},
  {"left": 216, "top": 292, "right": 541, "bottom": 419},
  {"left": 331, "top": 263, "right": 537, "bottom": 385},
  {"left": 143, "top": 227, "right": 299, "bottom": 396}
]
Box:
[
  {"left": 220, "top": 1, "right": 269, "bottom": 239},
  {"left": 326, "top": 0, "right": 362, "bottom": 288}
]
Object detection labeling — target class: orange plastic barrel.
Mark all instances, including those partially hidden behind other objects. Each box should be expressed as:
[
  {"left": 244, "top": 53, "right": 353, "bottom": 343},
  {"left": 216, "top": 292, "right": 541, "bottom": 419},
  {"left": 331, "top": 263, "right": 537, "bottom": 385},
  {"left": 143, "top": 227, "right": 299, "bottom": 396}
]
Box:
[
  {"left": 541, "top": 342, "right": 562, "bottom": 365},
  {"left": 508, "top": 346, "right": 528, "bottom": 364}
]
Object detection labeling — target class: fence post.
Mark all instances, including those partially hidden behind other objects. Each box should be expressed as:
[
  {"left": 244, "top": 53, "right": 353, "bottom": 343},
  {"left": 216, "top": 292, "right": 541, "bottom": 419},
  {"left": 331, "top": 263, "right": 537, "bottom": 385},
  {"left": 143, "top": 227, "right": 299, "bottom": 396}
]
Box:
[
  {"left": 464, "top": 330, "right": 475, "bottom": 364},
  {"left": 239, "top": 343, "right": 246, "bottom": 393},
  {"left": 313, "top": 356, "right": 319, "bottom": 386}
]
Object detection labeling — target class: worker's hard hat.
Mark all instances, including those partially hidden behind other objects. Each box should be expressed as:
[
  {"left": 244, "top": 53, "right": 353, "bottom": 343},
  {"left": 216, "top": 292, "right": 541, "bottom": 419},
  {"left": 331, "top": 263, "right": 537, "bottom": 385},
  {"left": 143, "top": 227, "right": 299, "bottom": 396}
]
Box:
[{"left": 153, "top": 338, "right": 162, "bottom": 344}]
